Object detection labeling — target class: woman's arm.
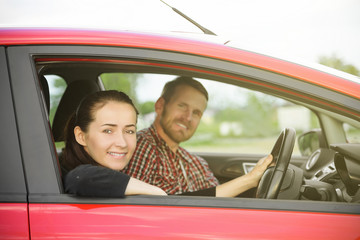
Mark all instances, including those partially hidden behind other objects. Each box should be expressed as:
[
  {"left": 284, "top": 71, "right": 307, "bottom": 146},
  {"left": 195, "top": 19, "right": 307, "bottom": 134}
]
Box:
[
  {"left": 215, "top": 154, "right": 273, "bottom": 197},
  {"left": 125, "top": 177, "right": 167, "bottom": 196},
  {"left": 64, "top": 164, "right": 167, "bottom": 197}
]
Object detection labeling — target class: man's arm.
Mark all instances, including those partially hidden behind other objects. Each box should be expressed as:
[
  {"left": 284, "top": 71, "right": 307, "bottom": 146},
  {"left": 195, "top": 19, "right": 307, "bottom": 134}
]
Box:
[{"left": 215, "top": 155, "right": 273, "bottom": 197}]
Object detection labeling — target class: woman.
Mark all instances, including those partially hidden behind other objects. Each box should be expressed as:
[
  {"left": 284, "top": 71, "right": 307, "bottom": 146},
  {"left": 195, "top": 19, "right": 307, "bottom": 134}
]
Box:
[
  {"left": 62, "top": 90, "right": 166, "bottom": 197},
  {"left": 62, "top": 90, "right": 272, "bottom": 197}
]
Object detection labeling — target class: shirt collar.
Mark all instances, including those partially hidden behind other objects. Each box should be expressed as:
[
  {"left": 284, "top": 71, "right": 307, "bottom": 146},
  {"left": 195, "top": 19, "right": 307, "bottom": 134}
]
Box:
[
  {"left": 149, "top": 124, "right": 167, "bottom": 147},
  {"left": 150, "top": 124, "right": 193, "bottom": 163}
]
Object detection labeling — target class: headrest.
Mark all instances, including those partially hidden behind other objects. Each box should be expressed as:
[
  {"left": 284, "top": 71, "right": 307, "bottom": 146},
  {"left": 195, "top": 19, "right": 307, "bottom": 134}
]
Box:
[{"left": 52, "top": 80, "right": 100, "bottom": 141}]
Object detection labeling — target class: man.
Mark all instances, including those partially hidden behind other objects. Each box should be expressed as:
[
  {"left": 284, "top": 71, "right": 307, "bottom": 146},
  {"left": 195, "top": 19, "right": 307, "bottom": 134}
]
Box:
[
  {"left": 124, "top": 76, "right": 219, "bottom": 195},
  {"left": 124, "top": 76, "right": 272, "bottom": 196}
]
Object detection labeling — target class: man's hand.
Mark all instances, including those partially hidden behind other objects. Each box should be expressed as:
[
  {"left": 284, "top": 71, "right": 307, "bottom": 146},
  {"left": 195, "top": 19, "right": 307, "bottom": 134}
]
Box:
[
  {"left": 247, "top": 154, "right": 273, "bottom": 187},
  {"left": 215, "top": 154, "right": 273, "bottom": 197}
]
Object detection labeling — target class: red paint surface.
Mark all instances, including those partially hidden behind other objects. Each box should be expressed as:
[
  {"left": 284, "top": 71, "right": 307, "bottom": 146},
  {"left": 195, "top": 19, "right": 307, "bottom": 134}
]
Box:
[
  {"left": 0, "top": 203, "right": 29, "bottom": 240},
  {"left": 1, "top": 28, "right": 359, "bottom": 99},
  {"left": 29, "top": 203, "right": 360, "bottom": 240}
]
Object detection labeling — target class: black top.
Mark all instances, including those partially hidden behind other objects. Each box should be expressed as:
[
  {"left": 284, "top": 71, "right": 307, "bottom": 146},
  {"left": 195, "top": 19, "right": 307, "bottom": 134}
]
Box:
[
  {"left": 64, "top": 164, "right": 130, "bottom": 198},
  {"left": 64, "top": 164, "right": 216, "bottom": 197}
]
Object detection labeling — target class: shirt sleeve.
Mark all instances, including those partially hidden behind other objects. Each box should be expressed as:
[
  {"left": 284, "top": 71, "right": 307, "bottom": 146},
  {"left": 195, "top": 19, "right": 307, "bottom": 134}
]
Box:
[
  {"left": 64, "top": 164, "right": 130, "bottom": 198},
  {"left": 197, "top": 155, "right": 220, "bottom": 187},
  {"left": 124, "top": 133, "right": 158, "bottom": 183}
]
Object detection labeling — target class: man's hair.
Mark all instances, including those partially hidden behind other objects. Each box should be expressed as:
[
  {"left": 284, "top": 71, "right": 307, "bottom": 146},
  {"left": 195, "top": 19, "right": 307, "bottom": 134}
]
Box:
[{"left": 160, "top": 76, "right": 209, "bottom": 102}]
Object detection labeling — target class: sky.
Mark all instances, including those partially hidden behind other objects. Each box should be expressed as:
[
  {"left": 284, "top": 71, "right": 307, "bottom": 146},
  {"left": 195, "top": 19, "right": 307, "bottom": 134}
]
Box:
[{"left": 1, "top": 0, "right": 359, "bottom": 69}]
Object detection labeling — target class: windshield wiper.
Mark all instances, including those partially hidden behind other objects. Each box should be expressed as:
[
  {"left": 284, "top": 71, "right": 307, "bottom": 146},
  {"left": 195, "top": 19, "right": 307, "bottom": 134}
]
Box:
[{"left": 160, "top": 0, "right": 216, "bottom": 36}]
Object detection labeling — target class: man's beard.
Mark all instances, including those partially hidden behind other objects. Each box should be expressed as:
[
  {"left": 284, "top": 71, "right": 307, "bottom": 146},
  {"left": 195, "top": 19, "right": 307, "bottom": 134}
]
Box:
[{"left": 160, "top": 107, "right": 194, "bottom": 144}]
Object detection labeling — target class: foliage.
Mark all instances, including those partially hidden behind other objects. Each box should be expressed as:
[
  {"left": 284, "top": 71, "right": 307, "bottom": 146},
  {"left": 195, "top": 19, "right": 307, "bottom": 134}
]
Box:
[
  {"left": 101, "top": 73, "right": 141, "bottom": 104},
  {"left": 319, "top": 54, "right": 359, "bottom": 76},
  {"left": 138, "top": 101, "right": 155, "bottom": 115},
  {"left": 189, "top": 92, "right": 280, "bottom": 142},
  {"left": 214, "top": 93, "right": 279, "bottom": 137}
]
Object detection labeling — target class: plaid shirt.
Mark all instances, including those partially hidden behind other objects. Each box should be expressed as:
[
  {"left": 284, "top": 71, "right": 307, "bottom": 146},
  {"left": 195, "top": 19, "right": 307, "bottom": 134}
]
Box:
[{"left": 123, "top": 124, "right": 219, "bottom": 195}]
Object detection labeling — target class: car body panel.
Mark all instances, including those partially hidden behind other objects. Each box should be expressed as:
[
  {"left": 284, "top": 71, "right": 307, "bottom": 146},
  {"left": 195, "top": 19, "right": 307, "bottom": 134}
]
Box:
[
  {"left": 0, "top": 47, "right": 28, "bottom": 201},
  {"left": 6, "top": 45, "right": 61, "bottom": 195},
  {"left": 0, "top": 203, "right": 30, "bottom": 240},
  {"left": 29, "top": 203, "right": 359, "bottom": 240},
  {"left": 0, "top": 47, "right": 29, "bottom": 240},
  {"left": 0, "top": 203, "right": 29, "bottom": 240}
]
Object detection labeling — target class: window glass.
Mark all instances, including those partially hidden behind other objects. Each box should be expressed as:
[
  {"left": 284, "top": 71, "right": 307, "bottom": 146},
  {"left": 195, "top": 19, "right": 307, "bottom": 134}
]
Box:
[
  {"left": 100, "top": 73, "right": 320, "bottom": 155},
  {"left": 344, "top": 123, "right": 360, "bottom": 143},
  {"left": 44, "top": 75, "right": 66, "bottom": 149},
  {"left": 101, "top": 73, "right": 172, "bottom": 130},
  {"left": 44, "top": 75, "right": 67, "bottom": 125},
  {"left": 183, "top": 79, "right": 320, "bottom": 156}
]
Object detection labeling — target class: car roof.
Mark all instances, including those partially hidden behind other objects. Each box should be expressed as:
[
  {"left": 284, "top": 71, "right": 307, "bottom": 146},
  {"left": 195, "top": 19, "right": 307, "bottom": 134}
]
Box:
[{"left": 1, "top": 28, "right": 359, "bottom": 99}]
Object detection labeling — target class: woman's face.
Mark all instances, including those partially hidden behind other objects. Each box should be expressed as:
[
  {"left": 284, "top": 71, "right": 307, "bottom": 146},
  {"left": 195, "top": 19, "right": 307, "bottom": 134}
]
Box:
[{"left": 75, "top": 101, "right": 137, "bottom": 171}]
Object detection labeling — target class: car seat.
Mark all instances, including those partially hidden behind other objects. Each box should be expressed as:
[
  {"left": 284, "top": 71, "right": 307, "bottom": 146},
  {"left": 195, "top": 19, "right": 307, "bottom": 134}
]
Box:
[{"left": 52, "top": 80, "right": 100, "bottom": 142}]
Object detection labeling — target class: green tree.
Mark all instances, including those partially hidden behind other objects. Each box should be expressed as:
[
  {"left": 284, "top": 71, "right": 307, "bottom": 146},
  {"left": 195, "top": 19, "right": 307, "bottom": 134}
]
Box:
[
  {"left": 214, "top": 107, "right": 245, "bottom": 122},
  {"left": 318, "top": 54, "right": 359, "bottom": 76},
  {"left": 240, "top": 93, "right": 278, "bottom": 137},
  {"left": 101, "top": 73, "right": 141, "bottom": 104},
  {"left": 214, "top": 93, "right": 278, "bottom": 138},
  {"left": 138, "top": 101, "right": 155, "bottom": 115}
]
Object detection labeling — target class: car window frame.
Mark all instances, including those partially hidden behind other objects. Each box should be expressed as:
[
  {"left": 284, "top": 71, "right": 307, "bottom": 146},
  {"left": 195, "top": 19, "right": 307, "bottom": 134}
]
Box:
[
  {"left": 7, "top": 44, "right": 360, "bottom": 215},
  {"left": 0, "top": 47, "right": 28, "bottom": 203}
]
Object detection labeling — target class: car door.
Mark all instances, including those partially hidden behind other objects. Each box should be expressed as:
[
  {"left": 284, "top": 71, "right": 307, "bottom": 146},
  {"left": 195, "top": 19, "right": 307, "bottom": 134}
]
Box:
[
  {"left": 6, "top": 42, "right": 360, "bottom": 239},
  {"left": 0, "top": 47, "right": 29, "bottom": 240}
]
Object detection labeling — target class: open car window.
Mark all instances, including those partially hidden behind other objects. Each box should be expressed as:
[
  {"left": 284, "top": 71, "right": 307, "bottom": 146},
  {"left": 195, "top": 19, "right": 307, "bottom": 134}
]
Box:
[
  {"left": 99, "top": 72, "right": 320, "bottom": 156},
  {"left": 28, "top": 46, "right": 359, "bottom": 210},
  {"left": 44, "top": 75, "right": 67, "bottom": 125},
  {"left": 344, "top": 123, "right": 360, "bottom": 143},
  {"left": 44, "top": 70, "right": 322, "bottom": 157}
]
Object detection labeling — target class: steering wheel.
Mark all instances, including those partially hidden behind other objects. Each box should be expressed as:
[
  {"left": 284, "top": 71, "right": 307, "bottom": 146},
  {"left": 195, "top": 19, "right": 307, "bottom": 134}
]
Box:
[{"left": 256, "top": 128, "right": 296, "bottom": 199}]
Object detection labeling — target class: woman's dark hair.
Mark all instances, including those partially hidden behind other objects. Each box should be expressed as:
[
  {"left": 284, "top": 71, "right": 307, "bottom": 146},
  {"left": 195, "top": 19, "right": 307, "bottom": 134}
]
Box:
[{"left": 61, "top": 90, "right": 138, "bottom": 172}]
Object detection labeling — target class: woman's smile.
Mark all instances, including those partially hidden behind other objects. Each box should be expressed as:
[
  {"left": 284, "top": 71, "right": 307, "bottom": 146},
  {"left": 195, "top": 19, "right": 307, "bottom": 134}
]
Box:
[{"left": 107, "top": 151, "right": 127, "bottom": 158}]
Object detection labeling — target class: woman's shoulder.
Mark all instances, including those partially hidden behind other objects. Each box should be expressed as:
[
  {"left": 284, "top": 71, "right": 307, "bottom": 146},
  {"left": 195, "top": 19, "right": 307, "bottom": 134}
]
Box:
[
  {"left": 66, "top": 164, "right": 117, "bottom": 179},
  {"left": 64, "top": 164, "right": 130, "bottom": 197},
  {"left": 66, "top": 164, "right": 97, "bottom": 174}
]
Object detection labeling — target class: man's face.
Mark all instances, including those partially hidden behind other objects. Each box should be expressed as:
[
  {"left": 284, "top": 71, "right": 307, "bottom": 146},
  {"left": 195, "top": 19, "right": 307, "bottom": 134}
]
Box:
[{"left": 157, "top": 85, "right": 207, "bottom": 144}]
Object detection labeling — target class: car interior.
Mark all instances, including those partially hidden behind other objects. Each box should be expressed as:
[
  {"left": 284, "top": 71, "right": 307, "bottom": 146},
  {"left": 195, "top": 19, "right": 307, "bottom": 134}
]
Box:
[{"left": 36, "top": 57, "right": 360, "bottom": 203}]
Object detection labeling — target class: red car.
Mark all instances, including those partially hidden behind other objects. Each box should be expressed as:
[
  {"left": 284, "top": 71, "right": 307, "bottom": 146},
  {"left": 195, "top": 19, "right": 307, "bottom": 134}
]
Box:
[{"left": 1, "top": 28, "right": 360, "bottom": 239}]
